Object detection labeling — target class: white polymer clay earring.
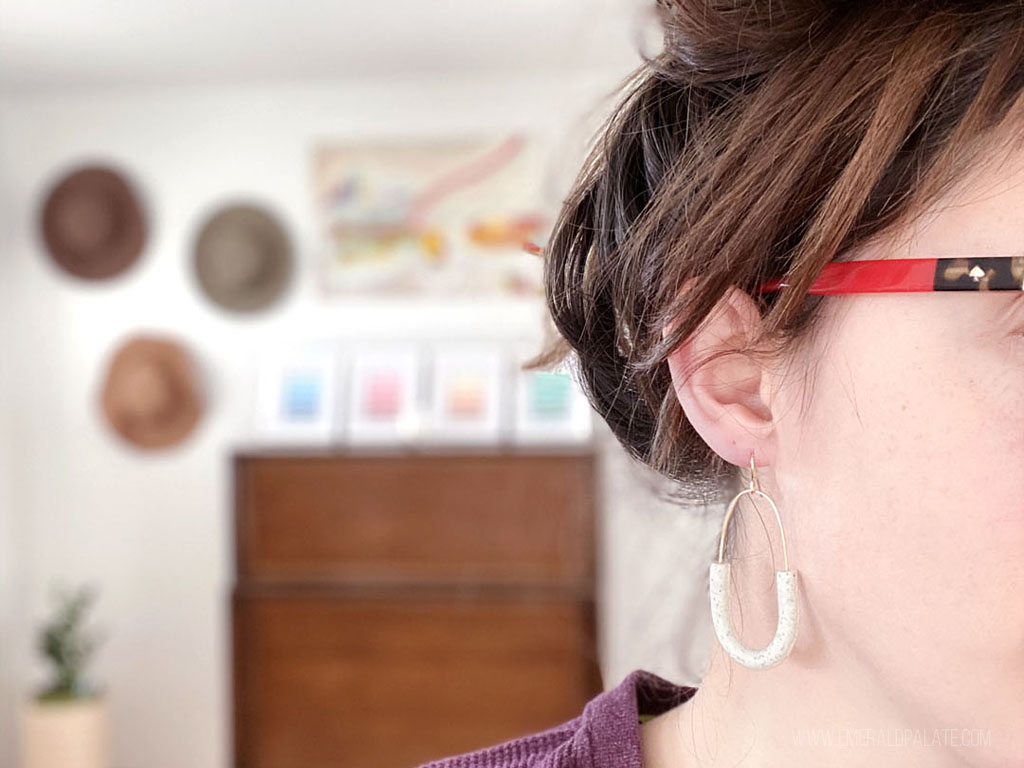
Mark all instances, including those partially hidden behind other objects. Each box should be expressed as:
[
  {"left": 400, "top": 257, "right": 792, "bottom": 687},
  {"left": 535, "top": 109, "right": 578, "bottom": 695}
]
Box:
[{"left": 708, "top": 453, "right": 799, "bottom": 670}]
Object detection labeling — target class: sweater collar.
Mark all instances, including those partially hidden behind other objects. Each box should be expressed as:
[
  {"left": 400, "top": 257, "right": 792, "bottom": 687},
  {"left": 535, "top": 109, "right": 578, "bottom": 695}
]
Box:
[{"left": 574, "top": 669, "right": 698, "bottom": 768}]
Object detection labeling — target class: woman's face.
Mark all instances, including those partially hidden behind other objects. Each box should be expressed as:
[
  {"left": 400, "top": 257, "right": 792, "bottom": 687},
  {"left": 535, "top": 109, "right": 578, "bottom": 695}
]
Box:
[
  {"left": 667, "top": 134, "right": 1024, "bottom": 760},
  {"left": 775, "top": 145, "right": 1024, "bottom": 748}
]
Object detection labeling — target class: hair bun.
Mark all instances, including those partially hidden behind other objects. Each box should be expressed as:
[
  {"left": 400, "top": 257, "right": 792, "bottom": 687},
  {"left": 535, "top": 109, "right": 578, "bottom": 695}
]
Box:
[
  {"left": 653, "top": 0, "right": 832, "bottom": 78},
  {"left": 654, "top": 0, "right": 1009, "bottom": 79}
]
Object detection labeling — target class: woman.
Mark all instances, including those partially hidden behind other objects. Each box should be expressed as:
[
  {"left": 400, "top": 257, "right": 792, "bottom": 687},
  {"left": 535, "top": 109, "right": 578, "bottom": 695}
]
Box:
[{"left": 421, "top": 1, "right": 1024, "bottom": 766}]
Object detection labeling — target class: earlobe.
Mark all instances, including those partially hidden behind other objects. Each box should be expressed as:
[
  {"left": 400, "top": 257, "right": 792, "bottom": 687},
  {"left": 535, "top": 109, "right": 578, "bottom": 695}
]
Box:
[{"left": 662, "top": 284, "right": 776, "bottom": 468}]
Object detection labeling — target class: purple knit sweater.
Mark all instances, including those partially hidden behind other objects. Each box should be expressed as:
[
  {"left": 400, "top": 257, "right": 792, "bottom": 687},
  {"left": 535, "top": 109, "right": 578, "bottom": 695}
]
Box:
[{"left": 415, "top": 669, "right": 698, "bottom": 768}]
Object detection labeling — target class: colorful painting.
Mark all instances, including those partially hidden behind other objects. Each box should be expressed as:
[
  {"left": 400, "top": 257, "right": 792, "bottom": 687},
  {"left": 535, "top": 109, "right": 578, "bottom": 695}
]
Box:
[
  {"left": 511, "top": 344, "right": 593, "bottom": 444},
  {"left": 425, "top": 345, "right": 504, "bottom": 443},
  {"left": 345, "top": 347, "right": 421, "bottom": 444},
  {"left": 312, "top": 135, "right": 550, "bottom": 296},
  {"left": 252, "top": 346, "right": 340, "bottom": 444},
  {"left": 281, "top": 370, "right": 325, "bottom": 420}
]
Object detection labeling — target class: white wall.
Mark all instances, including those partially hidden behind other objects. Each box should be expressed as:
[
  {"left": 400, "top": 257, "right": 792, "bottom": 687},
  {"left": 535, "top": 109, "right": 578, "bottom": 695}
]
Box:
[
  {"left": 0, "top": 68, "right": 724, "bottom": 768},
  {"left": 0, "top": 214, "right": 22, "bottom": 767}
]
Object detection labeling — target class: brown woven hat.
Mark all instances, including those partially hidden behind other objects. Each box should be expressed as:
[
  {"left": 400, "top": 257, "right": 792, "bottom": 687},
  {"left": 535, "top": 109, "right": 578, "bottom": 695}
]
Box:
[
  {"left": 193, "top": 203, "right": 293, "bottom": 313},
  {"left": 39, "top": 164, "right": 147, "bottom": 280},
  {"left": 100, "top": 336, "right": 204, "bottom": 450}
]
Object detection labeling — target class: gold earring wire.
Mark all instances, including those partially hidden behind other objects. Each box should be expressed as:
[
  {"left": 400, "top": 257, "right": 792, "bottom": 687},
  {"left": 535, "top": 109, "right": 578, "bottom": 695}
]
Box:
[{"left": 715, "top": 452, "right": 790, "bottom": 569}]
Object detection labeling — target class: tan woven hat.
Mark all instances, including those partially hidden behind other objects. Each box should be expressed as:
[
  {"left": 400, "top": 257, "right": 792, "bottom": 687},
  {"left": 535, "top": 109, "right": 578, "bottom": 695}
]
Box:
[
  {"left": 193, "top": 203, "right": 293, "bottom": 313},
  {"left": 99, "top": 336, "right": 204, "bottom": 450},
  {"left": 39, "top": 164, "right": 147, "bottom": 280}
]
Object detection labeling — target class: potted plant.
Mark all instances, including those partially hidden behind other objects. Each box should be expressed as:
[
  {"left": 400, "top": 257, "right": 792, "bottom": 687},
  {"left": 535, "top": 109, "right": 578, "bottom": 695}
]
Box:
[{"left": 22, "top": 583, "right": 108, "bottom": 768}]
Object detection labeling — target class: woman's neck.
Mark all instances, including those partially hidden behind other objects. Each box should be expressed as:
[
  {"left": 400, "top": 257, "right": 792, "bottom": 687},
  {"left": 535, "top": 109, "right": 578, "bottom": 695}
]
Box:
[{"left": 641, "top": 646, "right": 982, "bottom": 768}]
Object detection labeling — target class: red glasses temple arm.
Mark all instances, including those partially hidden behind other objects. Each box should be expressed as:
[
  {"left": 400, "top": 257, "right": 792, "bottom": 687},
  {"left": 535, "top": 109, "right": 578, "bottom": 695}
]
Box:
[
  {"left": 759, "top": 257, "right": 1024, "bottom": 294},
  {"left": 522, "top": 244, "right": 1024, "bottom": 295}
]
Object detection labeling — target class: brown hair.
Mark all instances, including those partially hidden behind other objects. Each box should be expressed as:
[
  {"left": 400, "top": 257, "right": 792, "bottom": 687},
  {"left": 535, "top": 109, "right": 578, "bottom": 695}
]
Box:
[{"left": 530, "top": 0, "right": 1024, "bottom": 504}]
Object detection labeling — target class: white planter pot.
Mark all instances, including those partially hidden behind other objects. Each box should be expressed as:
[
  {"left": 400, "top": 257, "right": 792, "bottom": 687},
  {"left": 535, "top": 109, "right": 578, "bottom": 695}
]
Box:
[{"left": 22, "top": 697, "right": 109, "bottom": 768}]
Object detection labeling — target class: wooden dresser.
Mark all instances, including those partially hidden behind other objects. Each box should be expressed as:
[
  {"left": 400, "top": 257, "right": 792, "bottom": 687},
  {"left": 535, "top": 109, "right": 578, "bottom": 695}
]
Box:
[{"left": 231, "top": 447, "right": 601, "bottom": 768}]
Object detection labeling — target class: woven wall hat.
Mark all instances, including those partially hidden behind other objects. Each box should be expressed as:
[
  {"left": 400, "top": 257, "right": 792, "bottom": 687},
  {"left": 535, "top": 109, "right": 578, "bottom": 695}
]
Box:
[
  {"left": 99, "top": 335, "right": 204, "bottom": 450},
  {"left": 192, "top": 203, "right": 293, "bottom": 313},
  {"left": 39, "top": 164, "right": 147, "bottom": 280}
]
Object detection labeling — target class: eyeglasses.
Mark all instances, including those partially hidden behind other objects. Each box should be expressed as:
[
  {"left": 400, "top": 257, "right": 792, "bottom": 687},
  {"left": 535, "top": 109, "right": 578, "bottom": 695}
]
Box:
[
  {"left": 522, "top": 242, "right": 1024, "bottom": 296},
  {"left": 756, "top": 256, "right": 1024, "bottom": 295}
]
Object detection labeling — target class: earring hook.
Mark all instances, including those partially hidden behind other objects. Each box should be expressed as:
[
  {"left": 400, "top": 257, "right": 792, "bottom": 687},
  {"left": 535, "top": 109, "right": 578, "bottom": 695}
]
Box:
[
  {"left": 716, "top": 451, "right": 789, "bottom": 569},
  {"left": 749, "top": 452, "right": 761, "bottom": 493}
]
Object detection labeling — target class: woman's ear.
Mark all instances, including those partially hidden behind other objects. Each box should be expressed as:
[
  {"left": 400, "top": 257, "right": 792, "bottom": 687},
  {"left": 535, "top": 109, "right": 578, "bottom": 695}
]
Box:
[{"left": 662, "top": 280, "right": 778, "bottom": 468}]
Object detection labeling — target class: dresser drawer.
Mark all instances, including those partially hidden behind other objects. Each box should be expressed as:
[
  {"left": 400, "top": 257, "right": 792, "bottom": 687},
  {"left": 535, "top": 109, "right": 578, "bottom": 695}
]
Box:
[
  {"left": 232, "top": 588, "right": 602, "bottom": 768},
  {"left": 234, "top": 451, "right": 595, "bottom": 587}
]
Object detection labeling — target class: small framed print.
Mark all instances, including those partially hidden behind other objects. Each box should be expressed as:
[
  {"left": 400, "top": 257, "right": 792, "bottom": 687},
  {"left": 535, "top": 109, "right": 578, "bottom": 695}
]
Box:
[
  {"left": 345, "top": 345, "right": 421, "bottom": 445},
  {"left": 424, "top": 344, "right": 504, "bottom": 444},
  {"left": 511, "top": 347, "right": 593, "bottom": 444},
  {"left": 252, "top": 345, "right": 341, "bottom": 444}
]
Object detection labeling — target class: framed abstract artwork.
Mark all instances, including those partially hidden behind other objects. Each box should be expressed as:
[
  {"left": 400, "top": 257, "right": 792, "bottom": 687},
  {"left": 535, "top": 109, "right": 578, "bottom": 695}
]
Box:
[
  {"left": 510, "top": 346, "right": 593, "bottom": 444},
  {"left": 344, "top": 346, "right": 421, "bottom": 445},
  {"left": 423, "top": 344, "right": 504, "bottom": 444},
  {"left": 311, "top": 134, "right": 551, "bottom": 298},
  {"left": 251, "top": 345, "right": 341, "bottom": 444}
]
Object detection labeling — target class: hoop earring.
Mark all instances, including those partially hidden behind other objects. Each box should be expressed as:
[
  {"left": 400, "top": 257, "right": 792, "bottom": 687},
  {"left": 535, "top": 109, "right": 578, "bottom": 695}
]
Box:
[{"left": 708, "top": 453, "right": 799, "bottom": 670}]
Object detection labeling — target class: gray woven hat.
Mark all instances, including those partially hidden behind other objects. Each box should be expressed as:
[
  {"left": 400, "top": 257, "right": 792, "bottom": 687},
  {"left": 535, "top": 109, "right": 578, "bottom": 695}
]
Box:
[{"left": 193, "top": 203, "right": 293, "bottom": 312}]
